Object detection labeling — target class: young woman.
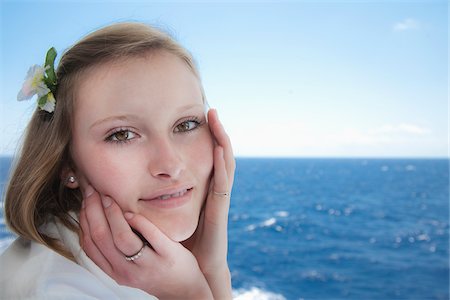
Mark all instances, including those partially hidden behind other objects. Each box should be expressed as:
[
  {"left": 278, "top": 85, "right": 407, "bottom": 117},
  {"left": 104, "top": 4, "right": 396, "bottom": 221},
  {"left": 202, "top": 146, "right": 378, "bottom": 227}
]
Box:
[{"left": 0, "top": 22, "right": 234, "bottom": 299}]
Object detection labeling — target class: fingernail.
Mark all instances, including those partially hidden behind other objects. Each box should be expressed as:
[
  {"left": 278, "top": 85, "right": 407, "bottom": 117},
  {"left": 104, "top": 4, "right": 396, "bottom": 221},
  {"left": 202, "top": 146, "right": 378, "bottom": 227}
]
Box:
[
  {"left": 102, "top": 196, "right": 112, "bottom": 208},
  {"left": 84, "top": 185, "right": 94, "bottom": 198},
  {"left": 124, "top": 212, "right": 134, "bottom": 220},
  {"left": 81, "top": 200, "right": 86, "bottom": 209}
]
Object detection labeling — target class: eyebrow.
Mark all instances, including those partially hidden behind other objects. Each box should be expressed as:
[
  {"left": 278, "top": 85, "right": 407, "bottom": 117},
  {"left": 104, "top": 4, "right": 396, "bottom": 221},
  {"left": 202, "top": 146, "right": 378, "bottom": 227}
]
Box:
[
  {"left": 176, "top": 103, "right": 204, "bottom": 113},
  {"left": 89, "top": 103, "right": 204, "bottom": 130},
  {"left": 89, "top": 115, "right": 137, "bottom": 130}
]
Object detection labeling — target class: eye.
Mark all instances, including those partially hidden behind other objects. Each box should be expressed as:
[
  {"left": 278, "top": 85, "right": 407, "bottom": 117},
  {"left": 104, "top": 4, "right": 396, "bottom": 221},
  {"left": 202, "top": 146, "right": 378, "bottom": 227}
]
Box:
[
  {"left": 174, "top": 119, "right": 201, "bottom": 133},
  {"left": 105, "top": 129, "right": 137, "bottom": 143}
]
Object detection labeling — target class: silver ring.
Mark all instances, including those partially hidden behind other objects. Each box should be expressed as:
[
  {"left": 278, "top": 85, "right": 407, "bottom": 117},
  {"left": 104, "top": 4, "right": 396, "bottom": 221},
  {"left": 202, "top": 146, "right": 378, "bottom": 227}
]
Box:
[
  {"left": 125, "top": 243, "right": 146, "bottom": 261},
  {"left": 213, "top": 191, "right": 230, "bottom": 197},
  {"left": 67, "top": 176, "right": 76, "bottom": 184}
]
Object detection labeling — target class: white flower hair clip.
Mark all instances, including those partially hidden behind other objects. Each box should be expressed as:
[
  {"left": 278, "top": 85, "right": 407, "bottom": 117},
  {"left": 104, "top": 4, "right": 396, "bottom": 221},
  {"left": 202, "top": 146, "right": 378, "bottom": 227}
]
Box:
[{"left": 17, "top": 47, "right": 57, "bottom": 113}]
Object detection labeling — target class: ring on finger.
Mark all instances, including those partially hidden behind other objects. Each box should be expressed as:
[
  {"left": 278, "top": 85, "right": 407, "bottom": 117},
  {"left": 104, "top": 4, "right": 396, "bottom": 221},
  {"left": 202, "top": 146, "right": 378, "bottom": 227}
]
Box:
[
  {"left": 214, "top": 191, "right": 230, "bottom": 197},
  {"left": 125, "top": 242, "right": 146, "bottom": 262}
]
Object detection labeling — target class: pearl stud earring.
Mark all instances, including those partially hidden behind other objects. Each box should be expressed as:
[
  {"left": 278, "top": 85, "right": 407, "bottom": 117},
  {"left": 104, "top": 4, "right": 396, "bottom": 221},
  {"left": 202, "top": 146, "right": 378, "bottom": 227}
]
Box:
[{"left": 67, "top": 176, "right": 76, "bottom": 184}]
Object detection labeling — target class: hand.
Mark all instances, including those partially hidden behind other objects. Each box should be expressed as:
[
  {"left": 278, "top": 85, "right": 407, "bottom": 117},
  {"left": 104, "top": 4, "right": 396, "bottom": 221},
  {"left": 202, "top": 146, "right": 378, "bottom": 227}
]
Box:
[
  {"left": 79, "top": 190, "right": 213, "bottom": 300},
  {"left": 183, "top": 108, "right": 235, "bottom": 299}
]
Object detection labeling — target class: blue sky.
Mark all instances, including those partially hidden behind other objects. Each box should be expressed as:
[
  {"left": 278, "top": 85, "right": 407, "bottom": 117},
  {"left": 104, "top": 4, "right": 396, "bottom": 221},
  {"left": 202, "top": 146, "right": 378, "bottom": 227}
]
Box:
[{"left": 0, "top": 0, "right": 448, "bottom": 157}]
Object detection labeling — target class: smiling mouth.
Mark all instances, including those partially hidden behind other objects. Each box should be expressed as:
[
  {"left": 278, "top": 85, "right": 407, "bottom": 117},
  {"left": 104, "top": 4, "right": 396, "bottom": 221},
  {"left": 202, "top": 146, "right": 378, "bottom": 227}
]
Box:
[
  {"left": 144, "top": 187, "right": 194, "bottom": 201},
  {"left": 141, "top": 187, "right": 194, "bottom": 209},
  {"left": 156, "top": 188, "right": 192, "bottom": 200}
]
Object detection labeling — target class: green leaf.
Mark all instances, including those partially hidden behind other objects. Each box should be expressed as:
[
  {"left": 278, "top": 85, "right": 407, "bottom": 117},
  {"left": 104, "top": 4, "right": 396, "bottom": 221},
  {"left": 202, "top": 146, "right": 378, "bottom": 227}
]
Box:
[
  {"left": 44, "top": 47, "right": 57, "bottom": 87},
  {"left": 36, "top": 92, "right": 55, "bottom": 113},
  {"left": 37, "top": 94, "right": 48, "bottom": 107}
]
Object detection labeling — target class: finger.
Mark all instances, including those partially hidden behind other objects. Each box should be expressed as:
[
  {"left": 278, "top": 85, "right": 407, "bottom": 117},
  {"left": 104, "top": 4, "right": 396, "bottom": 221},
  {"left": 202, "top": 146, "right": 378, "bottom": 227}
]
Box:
[
  {"left": 213, "top": 146, "right": 228, "bottom": 193},
  {"left": 79, "top": 204, "right": 113, "bottom": 275},
  {"left": 205, "top": 146, "right": 230, "bottom": 228},
  {"left": 208, "top": 109, "right": 232, "bottom": 152},
  {"left": 124, "top": 213, "right": 175, "bottom": 257},
  {"left": 84, "top": 192, "right": 125, "bottom": 264},
  {"left": 102, "top": 196, "right": 146, "bottom": 258},
  {"left": 207, "top": 109, "right": 235, "bottom": 184},
  {"left": 198, "top": 148, "right": 230, "bottom": 263}
]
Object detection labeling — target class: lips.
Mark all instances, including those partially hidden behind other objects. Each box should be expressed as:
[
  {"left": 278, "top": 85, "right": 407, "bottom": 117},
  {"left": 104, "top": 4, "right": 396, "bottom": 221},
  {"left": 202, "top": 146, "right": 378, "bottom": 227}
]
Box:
[
  {"left": 140, "top": 186, "right": 194, "bottom": 209},
  {"left": 155, "top": 188, "right": 190, "bottom": 200}
]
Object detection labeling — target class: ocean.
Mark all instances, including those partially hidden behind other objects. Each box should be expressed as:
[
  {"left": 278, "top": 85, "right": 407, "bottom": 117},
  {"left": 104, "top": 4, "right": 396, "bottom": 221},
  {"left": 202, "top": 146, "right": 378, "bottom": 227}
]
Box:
[{"left": 1, "top": 157, "right": 449, "bottom": 300}]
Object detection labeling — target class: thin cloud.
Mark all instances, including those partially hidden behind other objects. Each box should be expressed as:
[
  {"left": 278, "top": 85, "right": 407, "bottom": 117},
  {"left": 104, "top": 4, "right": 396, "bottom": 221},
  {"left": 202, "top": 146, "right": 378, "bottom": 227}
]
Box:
[
  {"left": 230, "top": 121, "right": 437, "bottom": 157},
  {"left": 393, "top": 18, "right": 420, "bottom": 32},
  {"left": 326, "top": 123, "right": 432, "bottom": 146},
  {"left": 371, "top": 123, "right": 431, "bottom": 135}
]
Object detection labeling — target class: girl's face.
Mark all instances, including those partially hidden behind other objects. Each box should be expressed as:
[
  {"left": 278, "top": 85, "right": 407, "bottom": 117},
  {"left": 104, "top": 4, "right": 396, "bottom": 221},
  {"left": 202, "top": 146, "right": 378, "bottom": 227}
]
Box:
[{"left": 71, "top": 51, "right": 214, "bottom": 241}]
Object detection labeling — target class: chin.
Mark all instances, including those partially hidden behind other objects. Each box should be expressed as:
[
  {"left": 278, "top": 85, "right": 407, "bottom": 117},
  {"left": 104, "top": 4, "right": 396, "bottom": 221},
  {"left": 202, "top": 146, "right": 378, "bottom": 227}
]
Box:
[
  {"left": 148, "top": 209, "right": 201, "bottom": 242},
  {"left": 170, "top": 229, "right": 196, "bottom": 242},
  {"left": 167, "top": 215, "right": 199, "bottom": 242},
  {"left": 142, "top": 190, "right": 207, "bottom": 243}
]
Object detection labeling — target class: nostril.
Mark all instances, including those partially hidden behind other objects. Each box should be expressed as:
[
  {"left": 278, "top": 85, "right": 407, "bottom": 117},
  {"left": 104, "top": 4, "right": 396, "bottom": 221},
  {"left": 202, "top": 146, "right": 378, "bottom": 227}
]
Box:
[
  {"left": 156, "top": 173, "right": 171, "bottom": 179},
  {"left": 148, "top": 149, "right": 185, "bottom": 179}
]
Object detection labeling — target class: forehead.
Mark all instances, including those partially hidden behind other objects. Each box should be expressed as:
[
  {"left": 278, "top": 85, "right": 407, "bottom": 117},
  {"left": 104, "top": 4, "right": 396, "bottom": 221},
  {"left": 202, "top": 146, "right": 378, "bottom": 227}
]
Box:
[
  {"left": 73, "top": 51, "right": 203, "bottom": 118},
  {"left": 77, "top": 50, "right": 200, "bottom": 96}
]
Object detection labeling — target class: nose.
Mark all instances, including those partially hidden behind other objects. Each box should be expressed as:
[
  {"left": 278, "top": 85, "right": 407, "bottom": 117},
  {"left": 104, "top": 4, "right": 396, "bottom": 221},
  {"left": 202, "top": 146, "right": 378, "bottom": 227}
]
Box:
[{"left": 148, "top": 137, "right": 185, "bottom": 180}]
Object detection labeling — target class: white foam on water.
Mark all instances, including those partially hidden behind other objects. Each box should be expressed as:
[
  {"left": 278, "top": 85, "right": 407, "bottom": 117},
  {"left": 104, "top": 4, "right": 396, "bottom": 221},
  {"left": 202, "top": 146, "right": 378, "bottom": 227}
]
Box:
[
  {"left": 274, "top": 211, "right": 289, "bottom": 217},
  {"left": 262, "top": 218, "right": 276, "bottom": 227},
  {"left": 233, "top": 287, "right": 286, "bottom": 300},
  {"left": 405, "top": 164, "right": 416, "bottom": 171},
  {"left": 416, "top": 233, "right": 430, "bottom": 241},
  {"left": 245, "top": 224, "right": 257, "bottom": 231}
]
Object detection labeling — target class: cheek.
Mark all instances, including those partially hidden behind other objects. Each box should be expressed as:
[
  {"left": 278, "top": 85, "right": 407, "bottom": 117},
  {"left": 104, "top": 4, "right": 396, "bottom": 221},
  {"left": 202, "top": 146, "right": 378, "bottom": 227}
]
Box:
[
  {"left": 84, "top": 161, "right": 123, "bottom": 194},
  {"left": 72, "top": 145, "right": 138, "bottom": 203},
  {"left": 188, "top": 130, "right": 214, "bottom": 180}
]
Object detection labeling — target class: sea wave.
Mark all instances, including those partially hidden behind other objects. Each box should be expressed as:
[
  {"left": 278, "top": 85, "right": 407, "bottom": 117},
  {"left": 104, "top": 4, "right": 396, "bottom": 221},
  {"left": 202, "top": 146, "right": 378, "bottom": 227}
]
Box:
[
  {"left": 245, "top": 211, "right": 290, "bottom": 232},
  {"left": 233, "top": 287, "right": 286, "bottom": 300}
]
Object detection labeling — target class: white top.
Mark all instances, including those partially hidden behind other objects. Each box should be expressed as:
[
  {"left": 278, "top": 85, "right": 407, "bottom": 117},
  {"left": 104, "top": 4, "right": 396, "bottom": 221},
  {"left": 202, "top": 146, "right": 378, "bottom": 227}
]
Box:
[{"left": 0, "top": 216, "right": 157, "bottom": 300}]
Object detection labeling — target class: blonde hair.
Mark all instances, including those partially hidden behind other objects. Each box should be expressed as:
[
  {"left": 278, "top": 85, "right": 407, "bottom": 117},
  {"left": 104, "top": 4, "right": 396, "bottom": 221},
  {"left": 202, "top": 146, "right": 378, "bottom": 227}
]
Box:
[{"left": 5, "top": 22, "right": 203, "bottom": 259}]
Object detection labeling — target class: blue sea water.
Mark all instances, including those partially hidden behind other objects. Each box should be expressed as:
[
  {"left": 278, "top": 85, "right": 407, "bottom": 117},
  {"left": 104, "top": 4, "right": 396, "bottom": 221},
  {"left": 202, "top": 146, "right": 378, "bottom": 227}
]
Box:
[{"left": 1, "top": 157, "right": 449, "bottom": 299}]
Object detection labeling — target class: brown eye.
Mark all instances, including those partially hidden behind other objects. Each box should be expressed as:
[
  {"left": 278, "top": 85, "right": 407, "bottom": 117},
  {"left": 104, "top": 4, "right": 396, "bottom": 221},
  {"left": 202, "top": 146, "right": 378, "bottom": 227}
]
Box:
[
  {"left": 106, "top": 130, "right": 136, "bottom": 143},
  {"left": 175, "top": 120, "right": 199, "bottom": 133},
  {"left": 114, "top": 131, "right": 129, "bottom": 141}
]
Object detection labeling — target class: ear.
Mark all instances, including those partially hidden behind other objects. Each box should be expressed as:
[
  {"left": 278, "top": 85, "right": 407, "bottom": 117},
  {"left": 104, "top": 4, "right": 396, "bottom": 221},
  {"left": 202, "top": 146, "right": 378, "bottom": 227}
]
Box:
[{"left": 61, "top": 167, "right": 79, "bottom": 189}]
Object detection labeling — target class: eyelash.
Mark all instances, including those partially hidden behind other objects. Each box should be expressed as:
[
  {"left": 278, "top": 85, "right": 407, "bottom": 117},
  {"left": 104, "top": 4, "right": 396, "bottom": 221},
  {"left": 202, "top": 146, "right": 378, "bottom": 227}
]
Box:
[
  {"left": 174, "top": 116, "right": 204, "bottom": 133},
  {"left": 104, "top": 116, "right": 204, "bottom": 145},
  {"left": 105, "top": 127, "right": 137, "bottom": 144}
]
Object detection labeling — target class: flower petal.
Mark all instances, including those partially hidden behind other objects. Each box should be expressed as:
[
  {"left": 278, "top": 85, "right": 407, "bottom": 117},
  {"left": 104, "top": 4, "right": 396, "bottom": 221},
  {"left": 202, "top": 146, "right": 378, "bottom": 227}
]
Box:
[
  {"left": 39, "top": 92, "right": 56, "bottom": 113},
  {"left": 17, "top": 84, "right": 35, "bottom": 101},
  {"left": 18, "top": 50, "right": 58, "bottom": 113},
  {"left": 35, "top": 81, "right": 51, "bottom": 97},
  {"left": 17, "top": 64, "right": 47, "bottom": 101}
]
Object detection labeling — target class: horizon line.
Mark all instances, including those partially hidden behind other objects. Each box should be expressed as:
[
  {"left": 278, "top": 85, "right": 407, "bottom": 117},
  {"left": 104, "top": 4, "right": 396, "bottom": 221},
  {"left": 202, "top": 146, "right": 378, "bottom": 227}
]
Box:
[{"left": 1, "top": 155, "right": 449, "bottom": 160}]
